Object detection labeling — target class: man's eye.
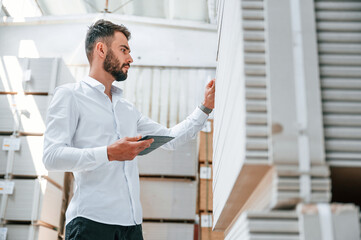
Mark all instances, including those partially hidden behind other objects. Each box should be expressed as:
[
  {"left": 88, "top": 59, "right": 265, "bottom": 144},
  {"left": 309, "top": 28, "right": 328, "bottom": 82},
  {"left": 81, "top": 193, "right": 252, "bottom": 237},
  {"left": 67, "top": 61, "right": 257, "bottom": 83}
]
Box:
[{"left": 121, "top": 49, "right": 126, "bottom": 52}]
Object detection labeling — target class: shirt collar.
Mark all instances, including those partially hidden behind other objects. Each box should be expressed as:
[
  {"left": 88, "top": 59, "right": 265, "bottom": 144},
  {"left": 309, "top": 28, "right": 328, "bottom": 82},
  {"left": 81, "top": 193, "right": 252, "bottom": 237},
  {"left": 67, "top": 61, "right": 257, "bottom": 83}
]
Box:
[{"left": 82, "top": 76, "right": 123, "bottom": 96}]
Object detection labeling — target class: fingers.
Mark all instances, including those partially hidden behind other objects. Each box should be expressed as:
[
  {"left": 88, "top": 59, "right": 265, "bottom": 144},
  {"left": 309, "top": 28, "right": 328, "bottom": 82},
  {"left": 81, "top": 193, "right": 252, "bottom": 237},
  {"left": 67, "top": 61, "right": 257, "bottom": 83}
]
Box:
[
  {"left": 125, "top": 136, "right": 153, "bottom": 153},
  {"left": 211, "top": 79, "right": 216, "bottom": 89},
  {"left": 203, "top": 79, "right": 216, "bottom": 109},
  {"left": 124, "top": 136, "right": 154, "bottom": 146},
  {"left": 125, "top": 136, "right": 142, "bottom": 142},
  {"left": 206, "top": 79, "right": 216, "bottom": 96},
  {"left": 207, "top": 79, "right": 216, "bottom": 88},
  {"left": 207, "top": 78, "right": 215, "bottom": 86},
  {"left": 135, "top": 139, "right": 153, "bottom": 155},
  {"left": 209, "top": 85, "right": 215, "bottom": 93},
  {"left": 133, "top": 138, "right": 153, "bottom": 148},
  {"left": 207, "top": 84, "right": 215, "bottom": 96},
  {"left": 144, "top": 138, "right": 154, "bottom": 145}
]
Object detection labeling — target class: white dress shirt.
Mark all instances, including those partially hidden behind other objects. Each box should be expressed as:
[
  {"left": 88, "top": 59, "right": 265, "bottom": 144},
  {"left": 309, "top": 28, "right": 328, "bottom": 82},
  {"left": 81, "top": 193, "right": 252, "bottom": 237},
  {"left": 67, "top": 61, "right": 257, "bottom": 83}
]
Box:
[{"left": 43, "top": 76, "right": 208, "bottom": 226}]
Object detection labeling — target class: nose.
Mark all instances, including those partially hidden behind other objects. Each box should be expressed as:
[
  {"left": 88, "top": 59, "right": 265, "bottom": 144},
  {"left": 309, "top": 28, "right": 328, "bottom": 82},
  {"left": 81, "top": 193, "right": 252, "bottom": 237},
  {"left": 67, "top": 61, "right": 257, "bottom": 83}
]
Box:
[{"left": 128, "top": 54, "right": 133, "bottom": 64}]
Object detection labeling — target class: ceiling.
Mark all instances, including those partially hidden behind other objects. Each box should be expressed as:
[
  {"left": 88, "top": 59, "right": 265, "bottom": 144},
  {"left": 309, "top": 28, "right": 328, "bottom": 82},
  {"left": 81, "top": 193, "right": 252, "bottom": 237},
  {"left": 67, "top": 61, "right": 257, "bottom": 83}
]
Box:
[{"left": 1, "top": 0, "right": 217, "bottom": 23}]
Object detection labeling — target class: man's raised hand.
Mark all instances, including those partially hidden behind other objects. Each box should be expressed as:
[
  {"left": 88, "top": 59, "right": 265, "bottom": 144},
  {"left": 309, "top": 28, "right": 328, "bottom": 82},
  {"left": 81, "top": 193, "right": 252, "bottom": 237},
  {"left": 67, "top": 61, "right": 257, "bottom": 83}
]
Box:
[{"left": 203, "top": 79, "right": 215, "bottom": 109}]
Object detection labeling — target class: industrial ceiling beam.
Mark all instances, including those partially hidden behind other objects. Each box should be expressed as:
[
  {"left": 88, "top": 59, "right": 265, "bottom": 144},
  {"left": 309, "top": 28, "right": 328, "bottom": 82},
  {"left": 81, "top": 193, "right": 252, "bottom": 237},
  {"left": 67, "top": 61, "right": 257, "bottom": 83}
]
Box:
[
  {"left": 34, "top": 0, "right": 44, "bottom": 15},
  {"left": 1, "top": 1, "right": 10, "bottom": 17},
  {"left": 104, "top": 0, "right": 109, "bottom": 13}
]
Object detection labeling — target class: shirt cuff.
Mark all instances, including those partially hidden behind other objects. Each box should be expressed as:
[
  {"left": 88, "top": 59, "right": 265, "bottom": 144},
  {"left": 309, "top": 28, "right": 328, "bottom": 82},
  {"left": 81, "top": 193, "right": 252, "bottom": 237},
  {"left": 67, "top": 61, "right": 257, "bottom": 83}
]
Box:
[
  {"left": 93, "top": 146, "right": 109, "bottom": 164},
  {"left": 192, "top": 106, "right": 209, "bottom": 124}
]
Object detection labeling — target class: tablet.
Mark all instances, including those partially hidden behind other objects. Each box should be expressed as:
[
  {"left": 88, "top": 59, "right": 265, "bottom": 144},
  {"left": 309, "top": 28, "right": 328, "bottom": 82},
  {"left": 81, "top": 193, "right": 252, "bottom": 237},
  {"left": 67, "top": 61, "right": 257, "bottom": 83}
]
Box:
[{"left": 137, "top": 135, "right": 175, "bottom": 156}]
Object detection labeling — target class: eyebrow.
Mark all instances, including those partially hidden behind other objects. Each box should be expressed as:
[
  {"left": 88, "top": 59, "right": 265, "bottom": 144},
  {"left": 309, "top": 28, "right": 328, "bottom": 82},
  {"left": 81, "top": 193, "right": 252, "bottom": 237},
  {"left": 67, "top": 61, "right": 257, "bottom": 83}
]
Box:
[{"left": 120, "top": 45, "right": 131, "bottom": 52}]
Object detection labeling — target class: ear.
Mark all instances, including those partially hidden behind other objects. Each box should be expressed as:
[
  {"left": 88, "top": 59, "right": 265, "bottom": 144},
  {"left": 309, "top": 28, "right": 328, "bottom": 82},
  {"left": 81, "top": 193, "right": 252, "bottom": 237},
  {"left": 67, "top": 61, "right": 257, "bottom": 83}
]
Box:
[{"left": 95, "top": 42, "right": 107, "bottom": 59}]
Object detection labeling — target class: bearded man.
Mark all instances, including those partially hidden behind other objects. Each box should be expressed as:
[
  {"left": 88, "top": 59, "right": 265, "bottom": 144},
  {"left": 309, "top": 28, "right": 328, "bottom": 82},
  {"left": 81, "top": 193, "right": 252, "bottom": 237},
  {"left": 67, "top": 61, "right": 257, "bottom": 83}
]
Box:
[{"left": 43, "top": 19, "right": 215, "bottom": 240}]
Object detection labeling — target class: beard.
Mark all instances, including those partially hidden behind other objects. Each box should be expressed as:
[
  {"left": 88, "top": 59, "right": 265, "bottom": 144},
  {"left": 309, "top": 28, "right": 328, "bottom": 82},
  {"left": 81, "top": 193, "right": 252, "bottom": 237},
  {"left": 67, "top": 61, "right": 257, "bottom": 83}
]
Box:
[{"left": 103, "top": 49, "right": 129, "bottom": 82}]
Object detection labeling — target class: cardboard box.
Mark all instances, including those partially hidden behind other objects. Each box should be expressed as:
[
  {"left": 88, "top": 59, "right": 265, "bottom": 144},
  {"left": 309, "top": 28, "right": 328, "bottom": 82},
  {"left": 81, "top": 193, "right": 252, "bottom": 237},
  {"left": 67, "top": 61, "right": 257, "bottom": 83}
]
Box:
[
  {"left": 200, "top": 180, "right": 213, "bottom": 212},
  {"left": 199, "top": 164, "right": 213, "bottom": 212},
  {"left": 200, "top": 213, "right": 224, "bottom": 240},
  {"left": 199, "top": 120, "right": 213, "bottom": 163}
]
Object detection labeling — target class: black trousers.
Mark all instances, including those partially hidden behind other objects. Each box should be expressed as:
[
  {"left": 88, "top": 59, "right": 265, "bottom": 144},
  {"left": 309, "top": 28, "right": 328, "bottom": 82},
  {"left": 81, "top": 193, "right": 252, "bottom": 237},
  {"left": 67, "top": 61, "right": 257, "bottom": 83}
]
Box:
[{"left": 65, "top": 217, "right": 144, "bottom": 240}]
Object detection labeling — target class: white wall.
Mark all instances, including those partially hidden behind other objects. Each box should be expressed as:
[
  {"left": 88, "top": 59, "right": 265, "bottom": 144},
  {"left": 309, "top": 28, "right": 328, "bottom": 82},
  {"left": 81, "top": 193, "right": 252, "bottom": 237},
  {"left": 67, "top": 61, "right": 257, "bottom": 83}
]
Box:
[
  {"left": 0, "top": 13, "right": 217, "bottom": 68},
  {"left": 0, "top": 14, "right": 217, "bottom": 125}
]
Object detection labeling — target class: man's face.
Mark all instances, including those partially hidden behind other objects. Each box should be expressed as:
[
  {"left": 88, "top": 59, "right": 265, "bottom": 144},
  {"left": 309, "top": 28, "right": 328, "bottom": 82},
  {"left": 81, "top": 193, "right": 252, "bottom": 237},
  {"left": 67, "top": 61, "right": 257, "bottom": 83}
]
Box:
[{"left": 103, "top": 32, "right": 133, "bottom": 82}]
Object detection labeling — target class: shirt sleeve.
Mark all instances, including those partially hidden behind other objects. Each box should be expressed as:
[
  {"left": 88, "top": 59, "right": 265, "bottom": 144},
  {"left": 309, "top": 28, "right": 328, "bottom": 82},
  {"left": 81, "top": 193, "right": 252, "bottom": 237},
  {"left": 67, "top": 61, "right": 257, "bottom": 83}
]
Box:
[
  {"left": 43, "top": 87, "right": 108, "bottom": 172},
  {"left": 137, "top": 107, "right": 209, "bottom": 150}
]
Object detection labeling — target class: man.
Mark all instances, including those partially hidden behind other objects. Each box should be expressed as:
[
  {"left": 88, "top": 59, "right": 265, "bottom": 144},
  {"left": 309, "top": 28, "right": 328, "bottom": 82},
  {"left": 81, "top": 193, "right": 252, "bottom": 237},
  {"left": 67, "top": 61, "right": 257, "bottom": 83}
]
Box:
[{"left": 43, "top": 19, "right": 215, "bottom": 240}]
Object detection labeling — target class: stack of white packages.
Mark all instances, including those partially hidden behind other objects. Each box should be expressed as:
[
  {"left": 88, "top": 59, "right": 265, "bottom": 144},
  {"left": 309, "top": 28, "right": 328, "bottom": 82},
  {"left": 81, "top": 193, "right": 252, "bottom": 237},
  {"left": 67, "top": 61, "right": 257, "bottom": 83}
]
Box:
[
  {"left": 0, "top": 57, "right": 75, "bottom": 240},
  {"left": 0, "top": 57, "right": 75, "bottom": 133},
  {"left": 242, "top": 0, "right": 331, "bottom": 208},
  {"left": 212, "top": 0, "right": 274, "bottom": 230},
  {"left": 212, "top": 0, "right": 332, "bottom": 232},
  {"left": 137, "top": 140, "right": 198, "bottom": 240},
  {"left": 213, "top": 0, "right": 361, "bottom": 238},
  {"left": 142, "top": 222, "right": 194, "bottom": 240},
  {"left": 225, "top": 204, "right": 360, "bottom": 240},
  {"left": 314, "top": 0, "right": 361, "bottom": 167},
  {"left": 0, "top": 135, "right": 63, "bottom": 185},
  {"left": 138, "top": 139, "right": 197, "bottom": 177}
]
